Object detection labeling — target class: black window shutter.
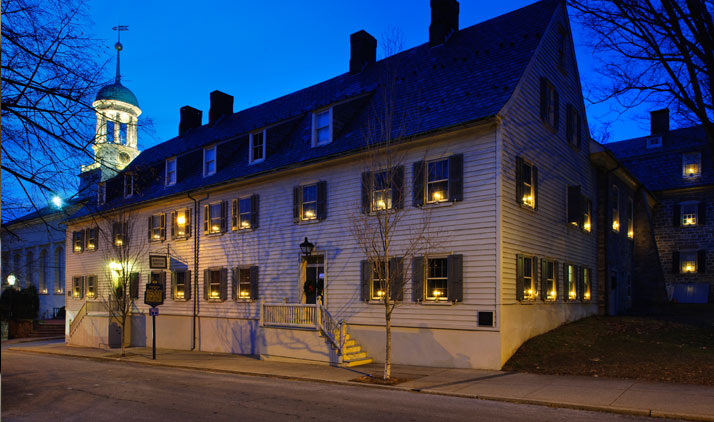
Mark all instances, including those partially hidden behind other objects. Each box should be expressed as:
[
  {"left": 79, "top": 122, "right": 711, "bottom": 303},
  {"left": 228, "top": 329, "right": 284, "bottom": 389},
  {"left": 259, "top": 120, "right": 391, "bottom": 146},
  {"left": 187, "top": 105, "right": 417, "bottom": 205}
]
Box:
[
  {"left": 317, "top": 181, "right": 327, "bottom": 220},
  {"left": 219, "top": 268, "right": 228, "bottom": 301},
  {"left": 203, "top": 270, "right": 209, "bottom": 300},
  {"left": 251, "top": 195, "right": 260, "bottom": 229},
  {"left": 293, "top": 187, "right": 300, "bottom": 223},
  {"left": 672, "top": 251, "right": 680, "bottom": 274},
  {"left": 231, "top": 268, "right": 237, "bottom": 300},
  {"left": 539, "top": 77, "right": 547, "bottom": 120},
  {"left": 160, "top": 213, "right": 166, "bottom": 241},
  {"left": 516, "top": 254, "right": 524, "bottom": 301},
  {"left": 203, "top": 205, "right": 209, "bottom": 234},
  {"left": 566, "top": 104, "right": 573, "bottom": 142},
  {"left": 360, "top": 260, "right": 370, "bottom": 301},
  {"left": 412, "top": 257, "right": 424, "bottom": 302},
  {"left": 577, "top": 266, "right": 584, "bottom": 301},
  {"left": 389, "top": 257, "right": 404, "bottom": 301},
  {"left": 533, "top": 165, "right": 539, "bottom": 209},
  {"left": 699, "top": 202, "right": 707, "bottom": 225},
  {"left": 447, "top": 254, "right": 463, "bottom": 302},
  {"left": 412, "top": 161, "right": 425, "bottom": 207},
  {"left": 553, "top": 90, "right": 560, "bottom": 129},
  {"left": 568, "top": 185, "right": 582, "bottom": 226},
  {"left": 392, "top": 166, "right": 405, "bottom": 209},
  {"left": 148, "top": 216, "right": 152, "bottom": 240},
  {"left": 186, "top": 208, "right": 192, "bottom": 237},
  {"left": 122, "top": 222, "right": 128, "bottom": 244},
  {"left": 79, "top": 276, "right": 84, "bottom": 299},
  {"left": 673, "top": 204, "right": 681, "bottom": 227},
  {"left": 171, "top": 212, "right": 177, "bottom": 239},
  {"left": 171, "top": 271, "right": 176, "bottom": 300},
  {"left": 220, "top": 201, "right": 228, "bottom": 232},
  {"left": 72, "top": 232, "right": 77, "bottom": 253},
  {"left": 185, "top": 270, "right": 192, "bottom": 300},
  {"left": 130, "top": 273, "right": 139, "bottom": 299},
  {"left": 250, "top": 266, "right": 259, "bottom": 300},
  {"left": 516, "top": 157, "right": 524, "bottom": 204},
  {"left": 553, "top": 261, "right": 559, "bottom": 301},
  {"left": 160, "top": 271, "right": 167, "bottom": 300},
  {"left": 361, "top": 172, "right": 371, "bottom": 214},
  {"left": 448, "top": 154, "right": 464, "bottom": 202},
  {"left": 81, "top": 230, "right": 86, "bottom": 250},
  {"left": 540, "top": 259, "right": 548, "bottom": 301},
  {"left": 698, "top": 250, "right": 706, "bottom": 274},
  {"left": 562, "top": 263, "right": 569, "bottom": 302},
  {"left": 232, "top": 199, "right": 237, "bottom": 229}
]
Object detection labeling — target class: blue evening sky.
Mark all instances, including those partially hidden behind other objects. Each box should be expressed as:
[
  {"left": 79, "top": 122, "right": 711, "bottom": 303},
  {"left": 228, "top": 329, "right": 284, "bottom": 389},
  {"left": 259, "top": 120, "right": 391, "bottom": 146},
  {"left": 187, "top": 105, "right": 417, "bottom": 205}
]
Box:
[{"left": 86, "top": 0, "right": 651, "bottom": 152}]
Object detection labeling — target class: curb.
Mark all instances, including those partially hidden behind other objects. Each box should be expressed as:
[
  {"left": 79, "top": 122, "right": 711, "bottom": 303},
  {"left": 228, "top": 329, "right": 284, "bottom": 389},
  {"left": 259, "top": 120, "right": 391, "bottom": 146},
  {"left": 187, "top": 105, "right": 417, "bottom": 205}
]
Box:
[{"left": 8, "top": 347, "right": 714, "bottom": 422}]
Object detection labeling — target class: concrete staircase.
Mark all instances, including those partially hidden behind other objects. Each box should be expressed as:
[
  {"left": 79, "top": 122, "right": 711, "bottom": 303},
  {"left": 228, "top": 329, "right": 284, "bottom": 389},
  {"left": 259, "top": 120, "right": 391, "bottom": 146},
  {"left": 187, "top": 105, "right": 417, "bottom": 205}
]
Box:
[
  {"left": 340, "top": 333, "right": 372, "bottom": 367},
  {"left": 30, "top": 320, "right": 65, "bottom": 338}
]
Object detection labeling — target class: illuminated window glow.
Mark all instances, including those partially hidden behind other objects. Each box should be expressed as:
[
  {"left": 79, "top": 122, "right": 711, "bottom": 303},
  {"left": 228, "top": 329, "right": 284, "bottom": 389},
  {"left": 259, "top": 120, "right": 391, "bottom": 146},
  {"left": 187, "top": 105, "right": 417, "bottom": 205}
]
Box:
[
  {"left": 522, "top": 256, "right": 536, "bottom": 300},
  {"left": 371, "top": 261, "right": 387, "bottom": 300},
  {"left": 544, "top": 260, "right": 556, "bottom": 301},
  {"left": 682, "top": 203, "right": 698, "bottom": 227},
  {"left": 682, "top": 153, "right": 701, "bottom": 178},
  {"left": 301, "top": 184, "right": 318, "bottom": 221},
  {"left": 371, "top": 171, "right": 393, "bottom": 211},
  {"left": 426, "top": 159, "right": 449, "bottom": 204},
  {"left": 237, "top": 268, "right": 251, "bottom": 299},
  {"left": 681, "top": 251, "right": 697, "bottom": 273},
  {"left": 611, "top": 186, "right": 620, "bottom": 233},
  {"left": 426, "top": 258, "right": 448, "bottom": 301}
]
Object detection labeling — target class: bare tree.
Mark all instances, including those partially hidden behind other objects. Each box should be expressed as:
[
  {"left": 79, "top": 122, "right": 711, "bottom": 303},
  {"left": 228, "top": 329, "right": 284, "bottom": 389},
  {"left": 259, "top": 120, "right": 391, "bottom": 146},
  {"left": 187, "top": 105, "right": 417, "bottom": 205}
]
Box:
[
  {"left": 569, "top": 0, "right": 714, "bottom": 146},
  {"left": 1, "top": 0, "right": 105, "bottom": 220},
  {"left": 97, "top": 211, "right": 148, "bottom": 357}
]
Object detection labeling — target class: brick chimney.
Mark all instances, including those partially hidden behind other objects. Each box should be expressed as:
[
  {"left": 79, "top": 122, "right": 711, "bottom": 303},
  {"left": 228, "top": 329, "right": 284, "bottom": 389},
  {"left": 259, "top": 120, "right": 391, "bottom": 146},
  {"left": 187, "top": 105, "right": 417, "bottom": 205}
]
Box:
[
  {"left": 179, "top": 106, "right": 202, "bottom": 137},
  {"left": 650, "top": 109, "right": 669, "bottom": 135},
  {"left": 349, "top": 30, "right": 377, "bottom": 75},
  {"left": 209, "top": 90, "right": 234, "bottom": 125},
  {"left": 429, "top": 0, "right": 459, "bottom": 47}
]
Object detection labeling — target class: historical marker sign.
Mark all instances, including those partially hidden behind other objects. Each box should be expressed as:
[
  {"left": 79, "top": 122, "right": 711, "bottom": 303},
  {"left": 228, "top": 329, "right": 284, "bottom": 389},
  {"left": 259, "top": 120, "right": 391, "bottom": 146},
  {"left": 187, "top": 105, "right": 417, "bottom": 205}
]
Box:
[
  {"left": 144, "top": 280, "right": 164, "bottom": 307},
  {"left": 149, "top": 255, "right": 167, "bottom": 269}
]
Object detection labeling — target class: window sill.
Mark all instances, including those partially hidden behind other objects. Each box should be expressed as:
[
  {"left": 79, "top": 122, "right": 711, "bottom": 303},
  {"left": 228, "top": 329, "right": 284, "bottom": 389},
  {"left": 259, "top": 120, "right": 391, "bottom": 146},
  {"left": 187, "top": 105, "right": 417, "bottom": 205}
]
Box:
[
  {"left": 171, "top": 236, "right": 190, "bottom": 241},
  {"left": 519, "top": 203, "right": 536, "bottom": 212},
  {"left": 54, "top": 292, "right": 64, "bottom": 296},
  {"left": 172, "top": 298, "right": 190, "bottom": 302},
  {"left": 249, "top": 159, "right": 265, "bottom": 165},
  {"left": 420, "top": 300, "right": 454, "bottom": 306},
  {"left": 206, "top": 298, "right": 225, "bottom": 303},
  {"left": 205, "top": 231, "right": 226, "bottom": 237},
  {"left": 297, "top": 219, "right": 322, "bottom": 225},
  {"left": 232, "top": 227, "right": 256, "bottom": 233},
  {"left": 234, "top": 298, "right": 254, "bottom": 303},
  {"left": 422, "top": 201, "right": 455, "bottom": 209}
]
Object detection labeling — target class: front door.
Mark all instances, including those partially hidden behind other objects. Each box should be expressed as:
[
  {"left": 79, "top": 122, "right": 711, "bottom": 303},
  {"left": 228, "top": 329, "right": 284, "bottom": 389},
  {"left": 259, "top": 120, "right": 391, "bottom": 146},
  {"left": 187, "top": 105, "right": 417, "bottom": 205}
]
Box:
[{"left": 303, "top": 255, "right": 325, "bottom": 304}]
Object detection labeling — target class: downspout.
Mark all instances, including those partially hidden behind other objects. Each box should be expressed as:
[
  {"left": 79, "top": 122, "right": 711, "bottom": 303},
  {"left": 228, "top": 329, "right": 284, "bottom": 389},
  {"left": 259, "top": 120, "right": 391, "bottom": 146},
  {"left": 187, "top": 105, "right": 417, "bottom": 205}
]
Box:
[{"left": 187, "top": 192, "right": 205, "bottom": 350}]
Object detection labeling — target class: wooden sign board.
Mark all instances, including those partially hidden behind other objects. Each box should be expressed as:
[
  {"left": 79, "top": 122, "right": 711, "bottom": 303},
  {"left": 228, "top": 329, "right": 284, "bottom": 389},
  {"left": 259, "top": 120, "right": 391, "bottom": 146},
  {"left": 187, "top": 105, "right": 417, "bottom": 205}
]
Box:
[{"left": 149, "top": 255, "right": 167, "bottom": 269}]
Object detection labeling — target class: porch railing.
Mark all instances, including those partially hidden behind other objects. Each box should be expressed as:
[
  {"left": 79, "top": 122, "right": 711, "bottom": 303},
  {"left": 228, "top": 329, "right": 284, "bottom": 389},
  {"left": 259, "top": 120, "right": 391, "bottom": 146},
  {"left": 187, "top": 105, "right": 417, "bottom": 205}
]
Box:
[
  {"left": 69, "top": 302, "right": 88, "bottom": 337},
  {"left": 318, "top": 302, "right": 345, "bottom": 355}
]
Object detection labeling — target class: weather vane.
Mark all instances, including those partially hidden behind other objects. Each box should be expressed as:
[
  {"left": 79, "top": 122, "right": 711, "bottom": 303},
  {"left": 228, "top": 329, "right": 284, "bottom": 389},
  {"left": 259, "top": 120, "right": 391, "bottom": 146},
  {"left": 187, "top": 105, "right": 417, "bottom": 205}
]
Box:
[{"left": 112, "top": 24, "right": 129, "bottom": 83}]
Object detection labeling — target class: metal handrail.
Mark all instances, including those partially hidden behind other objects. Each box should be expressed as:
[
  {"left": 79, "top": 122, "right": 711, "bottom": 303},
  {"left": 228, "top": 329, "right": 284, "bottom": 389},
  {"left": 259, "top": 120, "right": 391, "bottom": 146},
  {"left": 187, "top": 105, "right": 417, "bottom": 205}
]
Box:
[{"left": 318, "top": 302, "right": 343, "bottom": 355}]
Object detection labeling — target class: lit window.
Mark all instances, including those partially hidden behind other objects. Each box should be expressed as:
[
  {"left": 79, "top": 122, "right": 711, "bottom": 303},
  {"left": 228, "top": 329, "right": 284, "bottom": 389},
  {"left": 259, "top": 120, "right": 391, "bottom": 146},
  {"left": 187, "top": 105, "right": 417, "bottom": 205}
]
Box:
[
  {"left": 86, "top": 275, "right": 96, "bottom": 299},
  {"left": 73, "top": 231, "right": 84, "bottom": 253},
  {"left": 302, "top": 184, "right": 318, "bottom": 220},
  {"left": 174, "top": 270, "right": 187, "bottom": 300},
  {"left": 39, "top": 249, "right": 48, "bottom": 294},
  {"left": 86, "top": 228, "right": 97, "bottom": 251},
  {"left": 583, "top": 268, "right": 591, "bottom": 301},
  {"left": 371, "top": 261, "right": 387, "bottom": 300},
  {"left": 611, "top": 186, "right": 620, "bottom": 233},
  {"left": 427, "top": 159, "right": 449, "bottom": 204},
  {"left": 237, "top": 268, "right": 251, "bottom": 299},
  {"left": 681, "top": 251, "right": 697, "bottom": 273},
  {"left": 544, "top": 260, "right": 556, "bottom": 301},
  {"left": 372, "top": 171, "right": 393, "bottom": 211},
  {"left": 566, "top": 264, "right": 577, "bottom": 301},
  {"left": 208, "top": 270, "right": 221, "bottom": 299},
  {"left": 682, "top": 203, "right": 698, "bottom": 226},
  {"left": 518, "top": 158, "right": 536, "bottom": 209},
  {"left": 426, "top": 258, "right": 448, "bottom": 301},
  {"left": 520, "top": 256, "right": 537, "bottom": 300},
  {"left": 113, "top": 222, "right": 127, "bottom": 247},
  {"left": 235, "top": 198, "right": 252, "bottom": 229},
  {"left": 627, "top": 198, "right": 634, "bottom": 239},
  {"left": 72, "top": 276, "right": 83, "bottom": 298},
  {"left": 124, "top": 174, "right": 134, "bottom": 198},
  {"left": 166, "top": 157, "right": 177, "bottom": 186},
  {"left": 173, "top": 209, "right": 190, "bottom": 239},
  {"left": 682, "top": 153, "right": 701, "bottom": 178},
  {"left": 583, "top": 198, "right": 592, "bottom": 232},
  {"left": 249, "top": 131, "right": 266, "bottom": 163},
  {"left": 540, "top": 78, "right": 558, "bottom": 129},
  {"left": 149, "top": 214, "right": 165, "bottom": 242},
  {"left": 98, "top": 182, "right": 106, "bottom": 205},
  {"left": 208, "top": 203, "right": 223, "bottom": 234},
  {"left": 312, "top": 109, "right": 331, "bottom": 146},
  {"left": 204, "top": 145, "right": 217, "bottom": 176},
  {"left": 54, "top": 247, "right": 64, "bottom": 294}
]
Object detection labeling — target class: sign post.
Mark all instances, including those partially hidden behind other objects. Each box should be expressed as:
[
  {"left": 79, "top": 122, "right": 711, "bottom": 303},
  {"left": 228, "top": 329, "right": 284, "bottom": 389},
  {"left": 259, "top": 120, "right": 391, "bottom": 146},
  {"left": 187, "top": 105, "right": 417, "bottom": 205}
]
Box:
[{"left": 144, "top": 278, "right": 164, "bottom": 360}]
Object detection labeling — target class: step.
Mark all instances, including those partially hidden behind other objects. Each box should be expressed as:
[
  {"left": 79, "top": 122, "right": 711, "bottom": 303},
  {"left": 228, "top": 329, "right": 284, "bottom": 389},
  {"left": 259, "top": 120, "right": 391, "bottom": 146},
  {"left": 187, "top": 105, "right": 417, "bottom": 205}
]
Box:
[
  {"left": 343, "top": 358, "right": 373, "bottom": 367},
  {"left": 344, "top": 351, "right": 367, "bottom": 360},
  {"left": 343, "top": 345, "right": 361, "bottom": 354},
  {"left": 343, "top": 339, "right": 356, "bottom": 347}
]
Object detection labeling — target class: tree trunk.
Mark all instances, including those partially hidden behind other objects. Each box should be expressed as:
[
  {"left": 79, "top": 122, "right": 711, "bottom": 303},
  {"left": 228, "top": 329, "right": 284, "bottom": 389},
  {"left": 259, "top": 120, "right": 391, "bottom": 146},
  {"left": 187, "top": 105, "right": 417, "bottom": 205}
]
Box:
[
  {"left": 120, "top": 312, "right": 126, "bottom": 357},
  {"left": 384, "top": 312, "right": 391, "bottom": 380}
]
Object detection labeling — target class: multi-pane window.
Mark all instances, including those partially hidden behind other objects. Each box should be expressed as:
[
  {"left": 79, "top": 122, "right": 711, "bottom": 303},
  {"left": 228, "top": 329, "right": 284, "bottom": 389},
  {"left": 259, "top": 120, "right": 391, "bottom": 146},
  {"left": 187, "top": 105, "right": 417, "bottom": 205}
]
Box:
[
  {"left": 540, "top": 78, "right": 559, "bottom": 129},
  {"left": 172, "top": 209, "right": 191, "bottom": 239},
  {"left": 566, "top": 264, "right": 577, "bottom": 301},
  {"left": 426, "top": 159, "right": 449, "bottom": 203},
  {"left": 86, "top": 275, "right": 96, "bottom": 299},
  {"left": 124, "top": 174, "right": 134, "bottom": 198},
  {"left": 54, "top": 247, "right": 64, "bottom": 294},
  {"left": 72, "top": 276, "right": 83, "bottom": 298},
  {"left": 205, "top": 202, "right": 226, "bottom": 234},
  {"left": 236, "top": 198, "right": 252, "bottom": 229},
  {"left": 204, "top": 145, "right": 217, "bottom": 176},
  {"left": 207, "top": 270, "right": 221, "bottom": 299},
  {"left": 73, "top": 231, "right": 84, "bottom": 253},
  {"left": 174, "top": 270, "right": 188, "bottom": 300},
  {"left": 113, "top": 222, "right": 127, "bottom": 247},
  {"left": 682, "top": 203, "right": 698, "bottom": 226},
  {"left": 520, "top": 256, "right": 537, "bottom": 300},
  {"left": 372, "top": 171, "right": 393, "bottom": 211},
  {"left": 611, "top": 186, "right": 620, "bottom": 233},
  {"left": 98, "top": 182, "right": 106, "bottom": 205},
  {"left": 583, "top": 198, "right": 592, "bottom": 232},
  {"left": 302, "top": 184, "right": 318, "bottom": 220},
  {"left": 371, "top": 261, "right": 387, "bottom": 300},
  {"left": 236, "top": 268, "right": 252, "bottom": 299},
  {"left": 544, "top": 260, "right": 556, "bottom": 301},
  {"left": 149, "top": 214, "right": 166, "bottom": 242},
  {"left": 313, "top": 109, "right": 331, "bottom": 146},
  {"left": 583, "top": 268, "right": 591, "bottom": 301},
  {"left": 166, "top": 157, "right": 177, "bottom": 186},
  {"left": 86, "top": 228, "right": 97, "bottom": 251},
  {"left": 39, "top": 249, "right": 48, "bottom": 294},
  {"left": 680, "top": 251, "right": 697, "bottom": 273},
  {"left": 426, "top": 257, "right": 448, "bottom": 301},
  {"left": 682, "top": 153, "right": 701, "bottom": 178},
  {"left": 517, "top": 158, "right": 536, "bottom": 209},
  {"left": 250, "top": 131, "right": 265, "bottom": 163},
  {"left": 627, "top": 198, "right": 634, "bottom": 239}
]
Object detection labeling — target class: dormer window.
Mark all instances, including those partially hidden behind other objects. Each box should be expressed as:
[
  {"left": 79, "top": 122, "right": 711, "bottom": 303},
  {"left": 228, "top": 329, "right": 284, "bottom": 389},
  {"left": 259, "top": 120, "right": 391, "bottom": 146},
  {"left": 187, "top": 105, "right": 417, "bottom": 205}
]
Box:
[
  {"left": 203, "top": 145, "right": 217, "bottom": 176},
  {"left": 646, "top": 136, "right": 662, "bottom": 148},
  {"left": 98, "top": 182, "right": 106, "bottom": 205},
  {"left": 166, "top": 157, "right": 177, "bottom": 186},
  {"left": 124, "top": 174, "right": 134, "bottom": 198},
  {"left": 683, "top": 153, "right": 701, "bottom": 178},
  {"left": 312, "top": 108, "right": 332, "bottom": 147},
  {"left": 249, "top": 130, "right": 266, "bottom": 164}
]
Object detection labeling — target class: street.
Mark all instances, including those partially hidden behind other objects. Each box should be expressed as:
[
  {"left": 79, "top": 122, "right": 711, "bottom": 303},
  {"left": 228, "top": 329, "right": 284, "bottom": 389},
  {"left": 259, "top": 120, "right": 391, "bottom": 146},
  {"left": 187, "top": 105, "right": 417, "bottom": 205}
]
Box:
[{"left": 1, "top": 350, "right": 682, "bottom": 422}]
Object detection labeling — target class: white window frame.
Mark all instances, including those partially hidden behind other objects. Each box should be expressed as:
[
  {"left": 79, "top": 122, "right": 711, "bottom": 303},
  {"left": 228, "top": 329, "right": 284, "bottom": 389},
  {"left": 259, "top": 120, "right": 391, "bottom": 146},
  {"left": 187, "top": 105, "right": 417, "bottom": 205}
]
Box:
[
  {"left": 426, "top": 158, "right": 449, "bottom": 204},
  {"left": 371, "top": 170, "right": 393, "bottom": 211},
  {"left": 174, "top": 270, "right": 188, "bottom": 300},
  {"left": 150, "top": 214, "right": 164, "bottom": 242},
  {"left": 682, "top": 153, "right": 701, "bottom": 179},
  {"left": 522, "top": 255, "right": 536, "bottom": 301},
  {"left": 86, "top": 275, "right": 97, "bottom": 299},
  {"left": 681, "top": 202, "right": 698, "bottom": 227},
  {"left": 425, "top": 256, "right": 448, "bottom": 302},
  {"left": 370, "top": 260, "right": 387, "bottom": 300},
  {"left": 681, "top": 250, "right": 697, "bottom": 273},
  {"left": 165, "top": 157, "right": 177, "bottom": 186},
  {"left": 203, "top": 145, "right": 217, "bottom": 177},
  {"left": 235, "top": 197, "right": 252, "bottom": 230},
  {"left": 124, "top": 174, "right": 134, "bottom": 198},
  {"left": 249, "top": 130, "right": 266, "bottom": 164},
  {"left": 301, "top": 184, "right": 318, "bottom": 221},
  {"left": 86, "top": 228, "right": 97, "bottom": 251},
  {"left": 566, "top": 264, "right": 577, "bottom": 300},
  {"left": 521, "top": 160, "right": 535, "bottom": 209},
  {"left": 208, "top": 202, "right": 223, "bottom": 234},
  {"left": 311, "top": 108, "right": 333, "bottom": 147},
  {"left": 207, "top": 269, "right": 221, "bottom": 299},
  {"left": 236, "top": 267, "right": 252, "bottom": 300},
  {"left": 544, "top": 259, "right": 556, "bottom": 301},
  {"left": 583, "top": 267, "right": 592, "bottom": 301}
]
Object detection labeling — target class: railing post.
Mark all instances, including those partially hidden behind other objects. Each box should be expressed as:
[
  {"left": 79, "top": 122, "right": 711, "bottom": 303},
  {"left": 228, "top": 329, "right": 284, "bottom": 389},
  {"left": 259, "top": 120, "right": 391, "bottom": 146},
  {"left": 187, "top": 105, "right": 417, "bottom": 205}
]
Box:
[
  {"left": 259, "top": 297, "right": 264, "bottom": 327},
  {"left": 315, "top": 299, "right": 321, "bottom": 333}
]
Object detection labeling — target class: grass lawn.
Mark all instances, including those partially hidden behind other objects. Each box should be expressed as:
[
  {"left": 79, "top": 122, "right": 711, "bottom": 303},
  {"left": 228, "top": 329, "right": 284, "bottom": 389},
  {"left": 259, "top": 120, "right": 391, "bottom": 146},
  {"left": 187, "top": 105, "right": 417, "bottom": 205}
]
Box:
[{"left": 503, "top": 304, "right": 714, "bottom": 385}]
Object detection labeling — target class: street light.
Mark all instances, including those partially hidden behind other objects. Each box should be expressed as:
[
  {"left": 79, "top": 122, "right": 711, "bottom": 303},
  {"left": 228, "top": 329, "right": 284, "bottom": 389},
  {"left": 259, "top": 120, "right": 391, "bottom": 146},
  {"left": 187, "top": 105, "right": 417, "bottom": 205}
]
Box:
[
  {"left": 299, "top": 237, "right": 314, "bottom": 257},
  {"left": 51, "top": 195, "right": 63, "bottom": 208},
  {"left": 7, "top": 274, "right": 16, "bottom": 287}
]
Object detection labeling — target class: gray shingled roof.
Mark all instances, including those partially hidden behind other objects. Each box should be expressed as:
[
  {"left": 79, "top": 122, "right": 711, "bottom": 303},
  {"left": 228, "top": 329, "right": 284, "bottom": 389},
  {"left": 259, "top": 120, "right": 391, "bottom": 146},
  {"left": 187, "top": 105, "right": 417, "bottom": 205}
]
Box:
[{"left": 70, "top": 0, "right": 560, "bottom": 221}]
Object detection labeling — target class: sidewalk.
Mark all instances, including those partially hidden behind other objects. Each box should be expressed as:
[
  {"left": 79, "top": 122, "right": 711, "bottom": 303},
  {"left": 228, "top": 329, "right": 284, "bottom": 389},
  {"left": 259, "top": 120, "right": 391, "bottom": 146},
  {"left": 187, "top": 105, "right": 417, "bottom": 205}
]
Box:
[{"left": 9, "top": 343, "right": 714, "bottom": 421}]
